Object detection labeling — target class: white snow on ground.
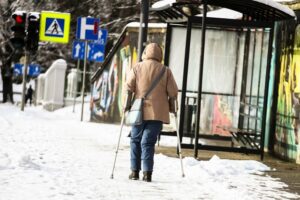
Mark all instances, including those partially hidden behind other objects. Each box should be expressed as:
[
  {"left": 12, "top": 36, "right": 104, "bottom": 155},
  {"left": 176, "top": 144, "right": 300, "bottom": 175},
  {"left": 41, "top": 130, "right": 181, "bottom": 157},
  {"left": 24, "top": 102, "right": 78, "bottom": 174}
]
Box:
[{"left": 0, "top": 103, "right": 299, "bottom": 200}]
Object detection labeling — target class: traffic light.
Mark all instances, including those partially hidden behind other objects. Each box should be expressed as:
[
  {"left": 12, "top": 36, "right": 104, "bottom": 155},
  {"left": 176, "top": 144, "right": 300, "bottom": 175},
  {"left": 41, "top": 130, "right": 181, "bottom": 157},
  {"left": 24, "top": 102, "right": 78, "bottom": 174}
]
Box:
[
  {"left": 26, "top": 12, "right": 40, "bottom": 53},
  {"left": 10, "top": 11, "right": 27, "bottom": 49}
]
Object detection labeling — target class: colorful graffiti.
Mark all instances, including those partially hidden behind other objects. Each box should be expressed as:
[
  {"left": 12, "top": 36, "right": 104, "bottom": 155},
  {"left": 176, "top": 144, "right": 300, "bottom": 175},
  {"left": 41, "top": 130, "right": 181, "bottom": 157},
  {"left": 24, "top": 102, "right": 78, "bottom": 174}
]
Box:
[
  {"left": 211, "top": 96, "right": 233, "bottom": 136},
  {"left": 275, "top": 22, "right": 300, "bottom": 163},
  {"left": 90, "top": 56, "right": 119, "bottom": 122}
]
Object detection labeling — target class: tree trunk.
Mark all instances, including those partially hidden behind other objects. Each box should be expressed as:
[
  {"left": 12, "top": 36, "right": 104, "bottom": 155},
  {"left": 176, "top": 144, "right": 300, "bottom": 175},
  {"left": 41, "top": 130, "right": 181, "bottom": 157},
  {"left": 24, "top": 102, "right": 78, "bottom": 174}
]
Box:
[{"left": 1, "top": 65, "right": 14, "bottom": 103}]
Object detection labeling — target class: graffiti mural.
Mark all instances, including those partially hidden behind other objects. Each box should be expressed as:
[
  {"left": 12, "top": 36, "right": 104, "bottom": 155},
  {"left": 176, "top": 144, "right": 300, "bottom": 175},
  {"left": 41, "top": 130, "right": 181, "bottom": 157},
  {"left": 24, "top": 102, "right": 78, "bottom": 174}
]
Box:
[
  {"left": 91, "top": 56, "right": 119, "bottom": 122},
  {"left": 275, "top": 21, "right": 300, "bottom": 163},
  {"left": 211, "top": 95, "right": 233, "bottom": 136}
]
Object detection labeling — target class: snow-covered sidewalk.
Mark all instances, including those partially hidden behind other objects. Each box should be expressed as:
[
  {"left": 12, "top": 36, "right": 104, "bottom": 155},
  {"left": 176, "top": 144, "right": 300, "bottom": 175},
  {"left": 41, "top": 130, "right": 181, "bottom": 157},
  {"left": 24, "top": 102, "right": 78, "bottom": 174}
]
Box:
[{"left": 0, "top": 104, "right": 299, "bottom": 200}]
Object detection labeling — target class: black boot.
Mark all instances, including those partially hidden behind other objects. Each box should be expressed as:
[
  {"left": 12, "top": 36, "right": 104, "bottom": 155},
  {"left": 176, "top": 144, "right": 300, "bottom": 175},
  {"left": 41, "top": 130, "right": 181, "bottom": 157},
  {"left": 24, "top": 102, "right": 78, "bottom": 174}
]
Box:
[
  {"left": 143, "top": 171, "right": 152, "bottom": 182},
  {"left": 129, "top": 171, "right": 139, "bottom": 180}
]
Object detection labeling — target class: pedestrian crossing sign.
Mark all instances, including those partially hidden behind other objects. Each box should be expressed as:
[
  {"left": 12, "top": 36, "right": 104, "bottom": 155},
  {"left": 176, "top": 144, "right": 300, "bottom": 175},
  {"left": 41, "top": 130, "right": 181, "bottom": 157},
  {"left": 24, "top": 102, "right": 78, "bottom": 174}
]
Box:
[
  {"left": 45, "top": 18, "right": 64, "bottom": 37},
  {"left": 40, "top": 11, "right": 70, "bottom": 43}
]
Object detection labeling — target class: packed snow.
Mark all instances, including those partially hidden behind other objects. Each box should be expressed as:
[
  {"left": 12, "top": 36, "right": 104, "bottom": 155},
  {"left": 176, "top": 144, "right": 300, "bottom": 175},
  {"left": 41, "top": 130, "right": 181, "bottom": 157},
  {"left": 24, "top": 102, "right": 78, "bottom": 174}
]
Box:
[{"left": 0, "top": 103, "right": 299, "bottom": 200}]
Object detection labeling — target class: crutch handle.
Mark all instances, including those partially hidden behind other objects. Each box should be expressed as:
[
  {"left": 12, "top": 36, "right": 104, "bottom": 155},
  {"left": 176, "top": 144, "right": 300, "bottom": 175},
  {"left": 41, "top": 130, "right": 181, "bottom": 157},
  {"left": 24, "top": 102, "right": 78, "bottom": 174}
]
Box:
[{"left": 169, "top": 97, "right": 178, "bottom": 114}]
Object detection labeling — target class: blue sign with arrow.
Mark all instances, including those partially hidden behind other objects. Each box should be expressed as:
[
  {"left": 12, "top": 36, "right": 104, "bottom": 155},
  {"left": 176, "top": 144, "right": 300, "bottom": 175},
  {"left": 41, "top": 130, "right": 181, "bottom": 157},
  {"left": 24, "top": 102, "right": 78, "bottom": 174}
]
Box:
[
  {"left": 96, "top": 29, "right": 108, "bottom": 45},
  {"left": 88, "top": 43, "right": 105, "bottom": 62},
  {"left": 72, "top": 40, "right": 105, "bottom": 62},
  {"left": 72, "top": 40, "right": 85, "bottom": 60},
  {"left": 14, "top": 63, "right": 41, "bottom": 77},
  {"left": 28, "top": 64, "right": 41, "bottom": 77},
  {"left": 14, "top": 63, "right": 23, "bottom": 76}
]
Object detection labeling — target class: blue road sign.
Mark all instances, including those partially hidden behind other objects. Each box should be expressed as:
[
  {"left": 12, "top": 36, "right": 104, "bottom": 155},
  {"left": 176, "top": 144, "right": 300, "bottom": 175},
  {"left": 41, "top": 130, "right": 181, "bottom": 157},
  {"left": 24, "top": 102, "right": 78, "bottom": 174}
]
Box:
[
  {"left": 72, "top": 40, "right": 85, "bottom": 60},
  {"left": 45, "top": 18, "right": 65, "bottom": 38},
  {"left": 14, "top": 64, "right": 41, "bottom": 77},
  {"left": 76, "top": 17, "right": 100, "bottom": 40},
  {"left": 88, "top": 43, "right": 105, "bottom": 62},
  {"left": 96, "top": 29, "right": 108, "bottom": 45},
  {"left": 72, "top": 40, "right": 105, "bottom": 62},
  {"left": 14, "top": 63, "right": 23, "bottom": 76},
  {"left": 28, "top": 64, "right": 41, "bottom": 77}
]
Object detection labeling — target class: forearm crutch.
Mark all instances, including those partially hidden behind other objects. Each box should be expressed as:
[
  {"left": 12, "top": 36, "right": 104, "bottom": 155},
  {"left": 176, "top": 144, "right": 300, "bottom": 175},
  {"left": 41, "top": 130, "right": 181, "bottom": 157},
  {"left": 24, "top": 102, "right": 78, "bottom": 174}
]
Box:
[
  {"left": 111, "top": 94, "right": 131, "bottom": 179},
  {"left": 173, "top": 101, "right": 185, "bottom": 177},
  {"left": 110, "top": 113, "right": 126, "bottom": 179}
]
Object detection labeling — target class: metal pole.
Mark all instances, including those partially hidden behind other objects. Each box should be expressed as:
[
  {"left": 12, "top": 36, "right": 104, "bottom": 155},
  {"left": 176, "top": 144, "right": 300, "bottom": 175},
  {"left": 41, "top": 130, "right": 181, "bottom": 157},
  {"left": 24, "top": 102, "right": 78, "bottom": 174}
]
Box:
[
  {"left": 164, "top": 24, "right": 172, "bottom": 66},
  {"left": 34, "top": 78, "right": 38, "bottom": 106},
  {"left": 269, "top": 24, "right": 280, "bottom": 151},
  {"left": 179, "top": 19, "right": 192, "bottom": 143},
  {"left": 21, "top": 51, "right": 29, "bottom": 111},
  {"left": 137, "top": 0, "right": 149, "bottom": 61},
  {"left": 233, "top": 31, "right": 241, "bottom": 95},
  {"left": 248, "top": 29, "right": 257, "bottom": 131},
  {"left": 255, "top": 31, "right": 265, "bottom": 132},
  {"left": 260, "top": 24, "right": 274, "bottom": 161},
  {"left": 80, "top": 41, "right": 88, "bottom": 121},
  {"left": 194, "top": 0, "right": 207, "bottom": 158},
  {"left": 238, "top": 30, "right": 251, "bottom": 129},
  {"left": 73, "top": 59, "right": 80, "bottom": 113}
]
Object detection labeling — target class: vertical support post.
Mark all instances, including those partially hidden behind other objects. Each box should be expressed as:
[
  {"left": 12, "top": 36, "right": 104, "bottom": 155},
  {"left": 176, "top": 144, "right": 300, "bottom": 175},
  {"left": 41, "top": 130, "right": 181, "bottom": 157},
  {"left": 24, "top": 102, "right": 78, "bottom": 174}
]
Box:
[
  {"left": 80, "top": 41, "right": 88, "bottom": 121},
  {"left": 73, "top": 59, "right": 80, "bottom": 113},
  {"left": 238, "top": 29, "right": 251, "bottom": 129},
  {"left": 137, "top": 0, "right": 149, "bottom": 62},
  {"left": 194, "top": 1, "right": 207, "bottom": 158},
  {"left": 179, "top": 19, "right": 192, "bottom": 144},
  {"left": 233, "top": 31, "right": 241, "bottom": 95},
  {"left": 34, "top": 78, "right": 38, "bottom": 106},
  {"left": 261, "top": 24, "right": 274, "bottom": 160},
  {"left": 248, "top": 29, "right": 257, "bottom": 130},
  {"left": 255, "top": 31, "right": 265, "bottom": 132},
  {"left": 21, "top": 51, "right": 29, "bottom": 111},
  {"left": 269, "top": 23, "right": 280, "bottom": 151},
  {"left": 164, "top": 24, "right": 172, "bottom": 66}
]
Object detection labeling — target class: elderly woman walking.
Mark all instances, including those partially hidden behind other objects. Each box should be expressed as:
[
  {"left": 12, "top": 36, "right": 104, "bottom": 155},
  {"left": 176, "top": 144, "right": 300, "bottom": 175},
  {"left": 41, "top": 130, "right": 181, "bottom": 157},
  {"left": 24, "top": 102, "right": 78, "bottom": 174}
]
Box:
[{"left": 125, "top": 43, "right": 178, "bottom": 182}]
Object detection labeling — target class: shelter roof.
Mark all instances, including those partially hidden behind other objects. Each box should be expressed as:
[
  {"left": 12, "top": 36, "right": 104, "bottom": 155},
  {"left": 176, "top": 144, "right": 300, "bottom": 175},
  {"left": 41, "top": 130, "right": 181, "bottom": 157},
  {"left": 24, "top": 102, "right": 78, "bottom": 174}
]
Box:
[{"left": 151, "top": 0, "right": 296, "bottom": 22}]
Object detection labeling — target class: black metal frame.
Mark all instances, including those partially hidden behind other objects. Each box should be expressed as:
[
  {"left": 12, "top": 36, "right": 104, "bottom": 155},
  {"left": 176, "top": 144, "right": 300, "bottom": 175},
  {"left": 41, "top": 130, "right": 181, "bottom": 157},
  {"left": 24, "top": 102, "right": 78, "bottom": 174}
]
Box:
[{"left": 162, "top": 4, "right": 275, "bottom": 159}]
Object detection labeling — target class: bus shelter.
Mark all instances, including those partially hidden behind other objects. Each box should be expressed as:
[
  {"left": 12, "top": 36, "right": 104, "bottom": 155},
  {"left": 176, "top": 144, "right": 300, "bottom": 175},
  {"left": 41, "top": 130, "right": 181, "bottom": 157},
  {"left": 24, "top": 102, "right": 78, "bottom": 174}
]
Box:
[{"left": 152, "top": 0, "right": 295, "bottom": 159}]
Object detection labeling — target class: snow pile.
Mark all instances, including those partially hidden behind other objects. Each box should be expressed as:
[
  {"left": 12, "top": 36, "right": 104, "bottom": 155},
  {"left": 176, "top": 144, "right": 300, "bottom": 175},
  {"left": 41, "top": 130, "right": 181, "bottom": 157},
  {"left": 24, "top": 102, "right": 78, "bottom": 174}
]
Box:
[
  {"left": 198, "top": 8, "right": 243, "bottom": 19},
  {"left": 0, "top": 104, "right": 299, "bottom": 200},
  {"left": 152, "top": 0, "right": 176, "bottom": 10}
]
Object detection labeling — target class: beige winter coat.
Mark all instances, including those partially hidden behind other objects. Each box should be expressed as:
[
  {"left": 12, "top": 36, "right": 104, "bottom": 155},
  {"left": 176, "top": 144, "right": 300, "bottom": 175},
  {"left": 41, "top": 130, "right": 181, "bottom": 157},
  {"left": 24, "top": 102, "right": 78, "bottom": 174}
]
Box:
[{"left": 126, "top": 43, "right": 178, "bottom": 124}]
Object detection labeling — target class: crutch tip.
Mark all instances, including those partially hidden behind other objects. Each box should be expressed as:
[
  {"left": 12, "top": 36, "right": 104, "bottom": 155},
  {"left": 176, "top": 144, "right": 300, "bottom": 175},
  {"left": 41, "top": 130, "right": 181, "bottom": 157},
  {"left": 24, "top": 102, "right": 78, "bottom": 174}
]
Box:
[
  {"left": 110, "top": 175, "right": 114, "bottom": 179},
  {"left": 182, "top": 174, "right": 185, "bottom": 178}
]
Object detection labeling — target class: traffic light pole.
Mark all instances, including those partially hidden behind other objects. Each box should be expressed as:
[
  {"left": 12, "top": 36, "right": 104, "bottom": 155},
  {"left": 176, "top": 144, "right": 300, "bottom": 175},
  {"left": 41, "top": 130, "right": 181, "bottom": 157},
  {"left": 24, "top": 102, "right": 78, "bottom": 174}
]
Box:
[
  {"left": 21, "top": 51, "right": 29, "bottom": 111},
  {"left": 80, "top": 41, "right": 88, "bottom": 121}
]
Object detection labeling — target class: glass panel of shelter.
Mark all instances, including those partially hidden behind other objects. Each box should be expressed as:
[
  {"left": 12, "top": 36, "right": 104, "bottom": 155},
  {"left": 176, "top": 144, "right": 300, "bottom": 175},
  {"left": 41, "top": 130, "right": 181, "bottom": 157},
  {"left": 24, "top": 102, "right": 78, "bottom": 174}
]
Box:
[{"left": 169, "top": 24, "right": 270, "bottom": 150}]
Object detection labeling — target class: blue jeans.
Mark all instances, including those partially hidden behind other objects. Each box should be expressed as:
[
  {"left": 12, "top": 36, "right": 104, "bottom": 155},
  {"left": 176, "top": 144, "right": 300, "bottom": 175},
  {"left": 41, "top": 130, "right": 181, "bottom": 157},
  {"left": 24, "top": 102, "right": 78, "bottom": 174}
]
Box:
[{"left": 130, "top": 120, "right": 162, "bottom": 172}]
